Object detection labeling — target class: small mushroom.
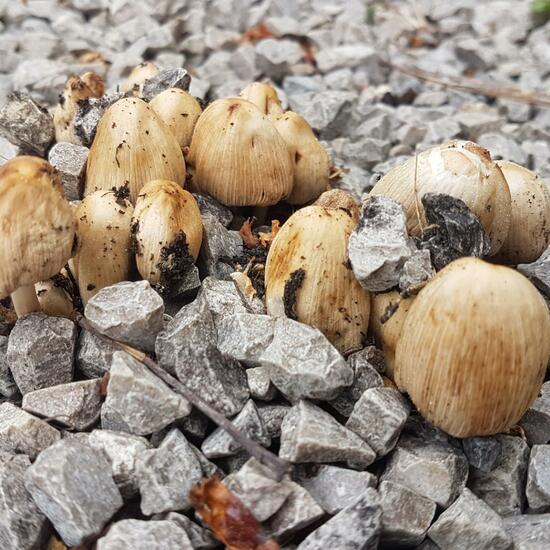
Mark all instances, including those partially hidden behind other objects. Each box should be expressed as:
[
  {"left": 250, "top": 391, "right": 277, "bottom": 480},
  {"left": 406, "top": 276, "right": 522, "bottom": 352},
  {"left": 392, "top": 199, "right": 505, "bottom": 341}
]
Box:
[
  {"left": 0, "top": 157, "right": 75, "bottom": 316},
  {"left": 53, "top": 72, "right": 105, "bottom": 144},
  {"left": 73, "top": 189, "right": 134, "bottom": 304},
  {"left": 240, "top": 81, "right": 282, "bottom": 114},
  {"left": 265, "top": 205, "right": 370, "bottom": 354},
  {"left": 122, "top": 62, "right": 160, "bottom": 96},
  {"left": 314, "top": 189, "right": 360, "bottom": 223},
  {"left": 35, "top": 271, "right": 75, "bottom": 319},
  {"left": 132, "top": 179, "right": 202, "bottom": 296}
]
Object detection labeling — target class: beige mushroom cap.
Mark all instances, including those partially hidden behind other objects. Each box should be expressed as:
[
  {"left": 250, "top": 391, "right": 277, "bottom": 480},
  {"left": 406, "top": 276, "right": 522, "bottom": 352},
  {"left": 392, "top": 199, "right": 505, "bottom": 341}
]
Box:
[{"left": 0, "top": 156, "right": 75, "bottom": 298}]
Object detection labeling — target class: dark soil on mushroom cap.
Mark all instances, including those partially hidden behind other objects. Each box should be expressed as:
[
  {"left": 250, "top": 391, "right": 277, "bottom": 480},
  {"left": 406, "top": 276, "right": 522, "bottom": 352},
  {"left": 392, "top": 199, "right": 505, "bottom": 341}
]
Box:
[
  {"left": 154, "top": 231, "right": 196, "bottom": 297},
  {"left": 283, "top": 268, "right": 306, "bottom": 320}
]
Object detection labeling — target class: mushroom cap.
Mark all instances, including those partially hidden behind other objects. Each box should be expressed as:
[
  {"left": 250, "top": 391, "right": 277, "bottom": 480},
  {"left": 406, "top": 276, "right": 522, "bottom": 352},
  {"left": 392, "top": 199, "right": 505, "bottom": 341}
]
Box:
[{"left": 0, "top": 156, "right": 75, "bottom": 298}]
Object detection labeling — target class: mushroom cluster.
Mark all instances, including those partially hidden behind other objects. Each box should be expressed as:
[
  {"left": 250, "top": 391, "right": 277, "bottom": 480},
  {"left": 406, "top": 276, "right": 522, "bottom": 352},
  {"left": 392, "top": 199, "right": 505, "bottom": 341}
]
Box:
[{"left": 2, "top": 64, "right": 550, "bottom": 443}]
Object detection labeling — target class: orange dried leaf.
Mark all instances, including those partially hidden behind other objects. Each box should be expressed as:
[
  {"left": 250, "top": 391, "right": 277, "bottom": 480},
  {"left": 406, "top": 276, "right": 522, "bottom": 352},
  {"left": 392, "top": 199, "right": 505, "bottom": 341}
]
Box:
[
  {"left": 258, "top": 220, "right": 280, "bottom": 248},
  {"left": 241, "top": 22, "right": 274, "bottom": 43},
  {"left": 190, "top": 477, "right": 280, "bottom": 550},
  {"left": 239, "top": 219, "right": 260, "bottom": 248}
]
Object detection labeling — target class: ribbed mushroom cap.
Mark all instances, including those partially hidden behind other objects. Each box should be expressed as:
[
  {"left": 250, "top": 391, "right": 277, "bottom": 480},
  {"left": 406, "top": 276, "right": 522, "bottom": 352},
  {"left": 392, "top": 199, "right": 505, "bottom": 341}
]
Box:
[
  {"left": 85, "top": 97, "right": 185, "bottom": 204},
  {"left": 188, "top": 98, "right": 294, "bottom": 207},
  {"left": 395, "top": 257, "right": 550, "bottom": 437},
  {"left": 0, "top": 156, "right": 75, "bottom": 298}
]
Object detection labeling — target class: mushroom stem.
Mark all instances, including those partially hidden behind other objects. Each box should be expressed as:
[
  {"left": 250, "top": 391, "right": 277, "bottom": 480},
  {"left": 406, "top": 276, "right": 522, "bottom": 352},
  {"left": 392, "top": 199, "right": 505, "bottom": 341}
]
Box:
[{"left": 10, "top": 285, "right": 41, "bottom": 317}]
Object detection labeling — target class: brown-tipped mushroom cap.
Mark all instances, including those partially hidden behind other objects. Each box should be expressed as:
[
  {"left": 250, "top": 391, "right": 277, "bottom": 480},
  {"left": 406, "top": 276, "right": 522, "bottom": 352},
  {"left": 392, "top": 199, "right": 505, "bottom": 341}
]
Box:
[
  {"left": 0, "top": 157, "right": 75, "bottom": 306},
  {"left": 240, "top": 82, "right": 282, "bottom": 114},
  {"left": 123, "top": 62, "right": 160, "bottom": 96},
  {"left": 315, "top": 189, "right": 360, "bottom": 223},
  {"left": 85, "top": 97, "right": 186, "bottom": 204}
]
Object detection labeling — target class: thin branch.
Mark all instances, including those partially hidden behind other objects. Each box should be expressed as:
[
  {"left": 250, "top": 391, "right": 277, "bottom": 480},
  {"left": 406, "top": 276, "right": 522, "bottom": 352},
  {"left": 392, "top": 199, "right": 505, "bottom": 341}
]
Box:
[
  {"left": 75, "top": 313, "right": 291, "bottom": 482},
  {"left": 390, "top": 62, "right": 550, "bottom": 108}
]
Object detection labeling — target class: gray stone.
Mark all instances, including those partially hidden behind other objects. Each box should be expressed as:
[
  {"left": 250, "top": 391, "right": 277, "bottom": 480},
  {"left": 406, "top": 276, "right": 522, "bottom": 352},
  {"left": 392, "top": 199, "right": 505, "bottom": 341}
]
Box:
[
  {"left": 189, "top": 442, "right": 225, "bottom": 479},
  {"left": 399, "top": 249, "right": 435, "bottom": 294},
  {"left": 168, "top": 264, "right": 202, "bottom": 299},
  {"left": 316, "top": 45, "right": 378, "bottom": 73},
  {"left": 230, "top": 43, "right": 261, "bottom": 81},
  {"left": 503, "top": 514, "right": 550, "bottom": 549},
  {"left": 257, "top": 403, "right": 291, "bottom": 439},
  {"left": 76, "top": 329, "right": 118, "bottom": 379},
  {"left": 47, "top": 142, "right": 89, "bottom": 201},
  {"left": 7, "top": 313, "right": 76, "bottom": 395},
  {"left": 230, "top": 272, "right": 266, "bottom": 314},
  {"left": 178, "top": 407, "right": 209, "bottom": 440},
  {"left": 260, "top": 318, "right": 353, "bottom": 401},
  {"left": 0, "top": 402, "right": 60, "bottom": 460},
  {"left": 379, "top": 480, "right": 436, "bottom": 547},
  {"left": 199, "top": 215, "right": 243, "bottom": 280},
  {"left": 193, "top": 193, "right": 233, "bottom": 227},
  {"left": 299, "top": 465, "right": 377, "bottom": 515},
  {"left": 462, "top": 436, "right": 502, "bottom": 473},
  {"left": 0, "top": 92, "right": 54, "bottom": 155},
  {"left": 265, "top": 481, "right": 324, "bottom": 540},
  {"left": 353, "top": 112, "right": 391, "bottom": 141},
  {"left": 201, "top": 399, "right": 270, "bottom": 458},
  {"left": 255, "top": 38, "right": 303, "bottom": 79},
  {"left": 478, "top": 132, "right": 528, "bottom": 165},
  {"left": 217, "top": 313, "right": 276, "bottom": 366},
  {"left": 199, "top": 276, "right": 249, "bottom": 323},
  {"left": 297, "top": 488, "right": 382, "bottom": 550},
  {"left": 0, "top": 135, "right": 20, "bottom": 166},
  {"left": 396, "top": 123, "right": 427, "bottom": 147},
  {"left": 96, "top": 519, "right": 193, "bottom": 550},
  {"left": 329, "top": 347, "right": 384, "bottom": 417},
  {"left": 0, "top": 454, "right": 48, "bottom": 550},
  {"left": 0, "top": 335, "right": 17, "bottom": 397},
  {"left": 160, "top": 512, "right": 219, "bottom": 550},
  {"left": 87, "top": 429, "right": 152, "bottom": 500},
  {"left": 280, "top": 400, "right": 376, "bottom": 468},
  {"left": 381, "top": 434, "right": 469, "bottom": 508},
  {"left": 24, "top": 439, "right": 122, "bottom": 547},
  {"left": 414, "top": 91, "right": 449, "bottom": 107},
  {"left": 518, "top": 247, "right": 550, "bottom": 300},
  {"left": 469, "top": 435, "right": 529, "bottom": 516},
  {"left": 424, "top": 118, "right": 462, "bottom": 144},
  {"left": 102, "top": 351, "right": 190, "bottom": 436},
  {"left": 247, "top": 366, "right": 277, "bottom": 401},
  {"left": 175, "top": 343, "right": 249, "bottom": 417},
  {"left": 155, "top": 293, "right": 217, "bottom": 375},
  {"left": 526, "top": 445, "right": 550, "bottom": 512},
  {"left": 348, "top": 195, "right": 414, "bottom": 292},
  {"left": 22, "top": 379, "right": 102, "bottom": 431},
  {"left": 523, "top": 140, "right": 550, "bottom": 172},
  {"left": 346, "top": 387, "right": 410, "bottom": 457},
  {"left": 136, "top": 428, "right": 203, "bottom": 515},
  {"left": 428, "top": 488, "right": 512, "bottom": 550},
  {"left": 455, "top": 111, "right": 504, "bottom": 140},
  {"left": 419, "top": 193, "right": 490, "bottom": 270},
  {"left": 85, "top": 281, "right": 164, "bottom": 352},
  {"left": 141, "top": 68, "right": 191, "bottom": 101},
  {"left": 520, "top": 384, "right": 550, "bottom": 445},
  {"left": 332, "top": 136, "right": 391, "bottom": 171},
  {"left": 455, "top": 38, "right": 496, "bottom": 70},
  {"left": 225, "top": 458, "right": 292, "bottom": 521}
]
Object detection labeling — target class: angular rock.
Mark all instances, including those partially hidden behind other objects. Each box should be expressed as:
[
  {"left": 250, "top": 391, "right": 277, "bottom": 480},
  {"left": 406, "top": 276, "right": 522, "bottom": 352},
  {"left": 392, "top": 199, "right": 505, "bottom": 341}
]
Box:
[
  {"left": 455, "top": 111, "right": 504, "bottom": 140},
  {"left": 136, "top": 428, "right": 203, "bottom": 515},
  {"left": 178, "top": 407, "right": 209, "bottom": 440},
  {"left": 381, "top": 434, "right": 469, "bottom": 508},
  {"left": 257, "top": 403, "right": 291, "bottom": 439},
  {"left": 503, "top": 514, "right": 550, "bottom": 549},
  {"left": 160, "top": 512, "right": 219, "bottom": 550},
  {"left": 428, "top": 488, "right": 513, "bottom": 550},
  {"left": 462, "top": 436, "right": 502, "bottom": 473},
  {"left": 379, "top": 480, "right": 437, "bottom": 547},
  {"left": 96, "top": 519, "right": 193, "bottom": 550},
  {"left": 255, "top": 38, "right": 303, "bottom": 79},
  {"left": 87, "top": 429, "right": 152, "bottom": 500},
  {"left": 76, "top": 329, "right": 118, "bottom": 379},
  {"left": 419, "top": 193, "right": 490, "bottom": 270},
  {"left": 297, "top": 488, "right": 382, "bottom": 550},
  {"left": 201, "top": 400, "right": 270, "bottom": 458},
  {"left": 247, "top": 366, "right": 277, "bottom": 401},
  {"left": 141, "top": 68, "right": 191, "bottom": 101},
  {"left": 349, "top": 195, "right": 414, "bottom": 292},
  {"left": 298, "top": 465, "right": 377, "bottom": 515},
  {"left": 155, "top": 294, "right": 217, "bottom": 375},
  {"left": 199, "top": 276, "right": 248, "bottom": 323},
  {"left": 225, "top": 459, "right": 292, "bottom": 521},
  {"left": 0, "top": 402, "right": 60, "bottom": 460},
  {"left": 0, "top": 92, "right": 54, "bottom": 155},
  {"left": 193, "top": 193, "right": 233, "bottom": 227},
  {"left": 346, "top": 387, "right": 410, "bottom": 457},
  {"left": 167, "top": 265, "right": 201, "bottom": 299},
  {"left": 217, "top": 313, "right": 276, "bottom": 366},
  {"left": 280, "top": 400, "right": 376, "bottom": 468},
  {"left": 85, "top": 281, "right": 165, "bottom": 352},
  {"left": 47, "top": 142, "right": 89, "bottom": 201},
  {"left": 0, "top": 454, "right": 48, "bottom": 550},
  {"left": 518, "top": 247, "right": 550, "bottom": 300},
  {"left": 260, "top": 318, "right": 353, "bottom": 401},
  {"left": 469, "top": 435, "right": 529, "bottom": 516},
  {"left": 102, "top": 352, "right": 190, "bottom": 436},
  {"left": 316, "top": 45, "right": 378, "bottom": 73},
  {"left": 399, "top": 249, "right": 435, "bottom": 294},
  {"left": 190, "top": 442, "right": 225, "bottom": 479},
  {"left": 7, "top": 313, "right": 76, "bottom": 395},
  {"left": 478, "top": 132, "right": 528, "bottom": 165},
  {"left": 22, "top": 379, "right": 102, "bottom": 431},
  {"left": 526, "top": 444, "right": 550, "bottom": 512},
  {"left": 175, "top": 343, "right": 249, "bottom": 417},
  {"left": 24, "top": 439, "right": 123, "bottom": 547},
  {"left": 265, "top": 481, "right": 324, "bottom": 540},
  {"left": 0, "top": 135, "right": 20, "bottom": 166},
  {"left": 0, "top": 335, "right": 17, "bottom": 397}
]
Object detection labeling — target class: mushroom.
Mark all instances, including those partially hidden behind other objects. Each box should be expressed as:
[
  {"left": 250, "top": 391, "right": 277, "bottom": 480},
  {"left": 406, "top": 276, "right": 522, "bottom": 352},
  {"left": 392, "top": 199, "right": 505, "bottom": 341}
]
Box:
[
  {"left": 0, "top": 157, "right": 75, "bottom": 316},
  {"left": 132, "top": 180, "right": 202, "bottom": 296},
  {"left": 395, "top": 257, "right": 550, "bottom": 437},
  {"left": 35, "top": 271, "right": 75, "bottom": 319},
  {"left": 265, "top": 205, "right": 370, "bottom": 354},
  {"left": 240, "top": 81, "right": 282, "bottom": 114},
  {"left": 314, "top": 189, "right": 360, "bottom": 223},
  {"left": 72, "top": 188, "right": 134, "bottom": 304},
  {"left": 85, "top": 97, "right": 185, "bottom": 204},
  {"left": 122, "top": 62, "right": 160, "bottom": 96}
]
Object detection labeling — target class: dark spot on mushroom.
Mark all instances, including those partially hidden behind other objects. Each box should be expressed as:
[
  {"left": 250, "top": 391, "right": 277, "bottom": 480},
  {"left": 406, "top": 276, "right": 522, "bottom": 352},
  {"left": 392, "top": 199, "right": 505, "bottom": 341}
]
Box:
[
  {"left": 112, "top": 182, "right": 130, "bottom": 205},
  {"left": 87, "top": 284, "right": 96, "bottom": 291},
  {"left": 295, "top": 152, "right": 302, "bottom": 163},
  {"left": 228, "top": 103, "right": 240, "bottom": 114},
  {"left": 154, "top": 231, "right": 195, "bottom": 298},
  {"left": 283, "top": 268, "right": 305, "bottom": 320}
]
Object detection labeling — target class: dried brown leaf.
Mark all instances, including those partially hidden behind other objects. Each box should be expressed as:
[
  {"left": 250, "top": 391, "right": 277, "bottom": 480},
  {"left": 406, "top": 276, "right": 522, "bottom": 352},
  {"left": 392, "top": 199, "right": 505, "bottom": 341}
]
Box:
[
  {"left": 241, "top": 22, "right": 274, "bottom": 43},
  {"left": 240, "top": 219, "right": 260, "bottom": 248},
  {"left": 258, "top": 220, "right": 280, "bottom": 248}
]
